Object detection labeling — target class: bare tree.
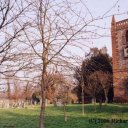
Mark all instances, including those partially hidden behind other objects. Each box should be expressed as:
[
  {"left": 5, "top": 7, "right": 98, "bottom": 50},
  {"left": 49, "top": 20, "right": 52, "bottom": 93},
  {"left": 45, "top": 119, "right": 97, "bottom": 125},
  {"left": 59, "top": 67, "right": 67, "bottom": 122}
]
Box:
[
  {"left": 23, "top": 81, "right": 33, "bottom": 102},
  {"left": 0, "top": 0, "right": 30, "bottom": 76},
  {"left": 86, "top": 72, "right": 103, "bottom": 112},
  {"left": 74, "top": 67, "right": 85, "bottom": 115},
  {"left": 17, "top": 0, "right": 122, "bottom": 127},
  {"left": 10, "top": 77, "right": 23, "bottom": 101},
  {"left": 21, "top": 0, "right": 99, "bottom": 127},
  {"left": 97, "top": 71, "right": 113, "bottom": 104}
]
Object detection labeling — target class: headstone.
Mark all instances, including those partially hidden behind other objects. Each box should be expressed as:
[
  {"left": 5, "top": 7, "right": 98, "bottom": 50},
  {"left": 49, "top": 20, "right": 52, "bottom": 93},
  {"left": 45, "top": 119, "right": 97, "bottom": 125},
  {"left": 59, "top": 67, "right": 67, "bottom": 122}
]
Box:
[{"left": 56, "top": 101, "right": 63, "bottom": 106}]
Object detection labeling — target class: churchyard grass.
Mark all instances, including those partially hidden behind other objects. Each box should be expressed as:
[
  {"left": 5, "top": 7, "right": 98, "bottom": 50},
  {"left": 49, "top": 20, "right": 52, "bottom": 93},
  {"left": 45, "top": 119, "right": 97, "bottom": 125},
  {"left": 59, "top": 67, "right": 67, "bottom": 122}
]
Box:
[{"left": 0, "top": 104, "right": 128, "bottom": 128}]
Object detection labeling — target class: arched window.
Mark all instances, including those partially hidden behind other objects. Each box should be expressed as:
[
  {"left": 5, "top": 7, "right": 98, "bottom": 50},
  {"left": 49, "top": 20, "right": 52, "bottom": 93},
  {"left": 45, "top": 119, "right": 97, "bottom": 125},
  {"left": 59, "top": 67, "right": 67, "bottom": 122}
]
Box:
[{"left": 126, "top": 30, "right": 128, "bottom": 43}]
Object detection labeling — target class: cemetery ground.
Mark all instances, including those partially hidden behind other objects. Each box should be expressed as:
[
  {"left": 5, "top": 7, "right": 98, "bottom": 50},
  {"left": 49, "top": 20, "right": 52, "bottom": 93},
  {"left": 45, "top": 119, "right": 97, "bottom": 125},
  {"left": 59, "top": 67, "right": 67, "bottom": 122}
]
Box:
[{"left": 0, "top": 104, "right": 128, "bottom": 128}]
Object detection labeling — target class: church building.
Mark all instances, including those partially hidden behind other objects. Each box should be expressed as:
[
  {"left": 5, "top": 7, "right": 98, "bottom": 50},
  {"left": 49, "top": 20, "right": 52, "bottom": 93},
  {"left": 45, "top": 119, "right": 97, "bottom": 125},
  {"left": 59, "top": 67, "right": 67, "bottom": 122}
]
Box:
[{"left": 111, "top": 16, "right": 128, "bottom": 102}]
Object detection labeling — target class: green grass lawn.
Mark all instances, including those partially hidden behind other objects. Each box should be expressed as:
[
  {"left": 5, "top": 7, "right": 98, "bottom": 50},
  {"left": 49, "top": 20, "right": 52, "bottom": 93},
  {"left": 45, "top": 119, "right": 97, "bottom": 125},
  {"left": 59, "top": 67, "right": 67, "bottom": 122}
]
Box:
[{"left": 0, "top": 104, "right": 128, "bottom": 128}]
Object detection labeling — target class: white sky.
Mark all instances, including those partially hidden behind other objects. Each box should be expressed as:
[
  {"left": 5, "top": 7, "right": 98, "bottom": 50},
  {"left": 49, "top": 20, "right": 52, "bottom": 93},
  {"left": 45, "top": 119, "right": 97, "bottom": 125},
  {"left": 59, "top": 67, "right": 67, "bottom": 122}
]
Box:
[
  {"left": 0, "top": 0, "right": 128, "bottom": 89},
  {"left": 82, "top": 0, "right": 128, "bottom": 56}
]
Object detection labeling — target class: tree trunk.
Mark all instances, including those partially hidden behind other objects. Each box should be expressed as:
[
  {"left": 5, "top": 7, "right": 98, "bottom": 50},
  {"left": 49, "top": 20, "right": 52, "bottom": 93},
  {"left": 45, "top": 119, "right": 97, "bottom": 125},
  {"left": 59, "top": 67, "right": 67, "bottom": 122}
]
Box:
[
  {"left": 99, "top": 99, "right": 102, "bottom": 109},
  {"left": 104, "top": 91, "right": 108, "bottom": 104},
  {"left": 39, "top": 98, "right": 45, "bottom": 128},
  {"left": 39, "top": 71, "right": 46, "bottom": 128},
  {"left": 93, "top": 98, "right": 96, "bottom": 112},
  {"left": 81, "top": 85, "right": 84, "bottom": 116},
  {"left": 63, "top": 102, "right": 67, "bottom": 122}
]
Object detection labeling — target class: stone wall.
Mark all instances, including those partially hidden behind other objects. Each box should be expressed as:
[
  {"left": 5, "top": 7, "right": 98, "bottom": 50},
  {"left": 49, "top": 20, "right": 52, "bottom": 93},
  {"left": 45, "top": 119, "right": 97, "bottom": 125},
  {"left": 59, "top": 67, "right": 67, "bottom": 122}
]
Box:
[
  {"left": 0, "top": 99, "right": 25, "bottom": 108},
  {"left": 0, "top": 99, "right": 9, "bottom": 108}
]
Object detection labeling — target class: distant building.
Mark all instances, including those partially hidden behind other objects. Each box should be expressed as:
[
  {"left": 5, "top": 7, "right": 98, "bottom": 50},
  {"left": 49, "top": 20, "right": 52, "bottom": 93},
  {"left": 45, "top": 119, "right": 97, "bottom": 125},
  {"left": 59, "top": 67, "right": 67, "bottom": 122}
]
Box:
[
  {"left": 111, "top": 16, "right": 128, "bottom": 102},
  {"left": 100, "top": 47, "right": 107, "bottom": 54},
  {"left": 90, "top": 47, "right": 107, "bottom": 55}
]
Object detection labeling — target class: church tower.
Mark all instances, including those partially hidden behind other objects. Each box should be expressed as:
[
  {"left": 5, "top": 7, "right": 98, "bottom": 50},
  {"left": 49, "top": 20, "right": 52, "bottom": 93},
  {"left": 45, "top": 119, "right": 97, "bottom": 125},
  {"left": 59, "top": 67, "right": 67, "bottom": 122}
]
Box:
[{"left": 111, "top": 16, "right": 128, "bottom": 102}]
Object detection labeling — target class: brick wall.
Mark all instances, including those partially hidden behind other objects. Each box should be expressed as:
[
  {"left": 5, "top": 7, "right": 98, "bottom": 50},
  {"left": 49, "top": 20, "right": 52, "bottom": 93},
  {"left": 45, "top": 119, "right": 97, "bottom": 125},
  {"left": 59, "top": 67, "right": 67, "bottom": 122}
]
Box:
[{"left": 111, "top": 16, "right": 128, "bottom": 102}]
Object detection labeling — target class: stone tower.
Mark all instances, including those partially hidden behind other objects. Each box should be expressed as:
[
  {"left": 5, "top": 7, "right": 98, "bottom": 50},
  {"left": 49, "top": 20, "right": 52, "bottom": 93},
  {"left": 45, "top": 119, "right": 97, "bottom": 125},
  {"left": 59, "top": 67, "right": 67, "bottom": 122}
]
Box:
[{"left": 111, "top": 16, "right": 128, "bottom": 102}]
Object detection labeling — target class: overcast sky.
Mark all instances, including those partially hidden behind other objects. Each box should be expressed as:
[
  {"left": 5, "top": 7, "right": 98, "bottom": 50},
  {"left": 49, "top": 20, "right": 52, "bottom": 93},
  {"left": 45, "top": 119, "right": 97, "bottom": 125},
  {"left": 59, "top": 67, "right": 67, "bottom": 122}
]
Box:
[{"left": 83, "top": 0, "right": 128, "bottom": 56}]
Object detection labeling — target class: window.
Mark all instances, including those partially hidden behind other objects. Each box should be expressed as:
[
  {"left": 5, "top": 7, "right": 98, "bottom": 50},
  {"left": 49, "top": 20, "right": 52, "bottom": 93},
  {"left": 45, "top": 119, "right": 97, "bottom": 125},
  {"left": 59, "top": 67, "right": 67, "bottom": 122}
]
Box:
[{"left": 126, "top": 30, "right": 128, "bottom": 43}]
